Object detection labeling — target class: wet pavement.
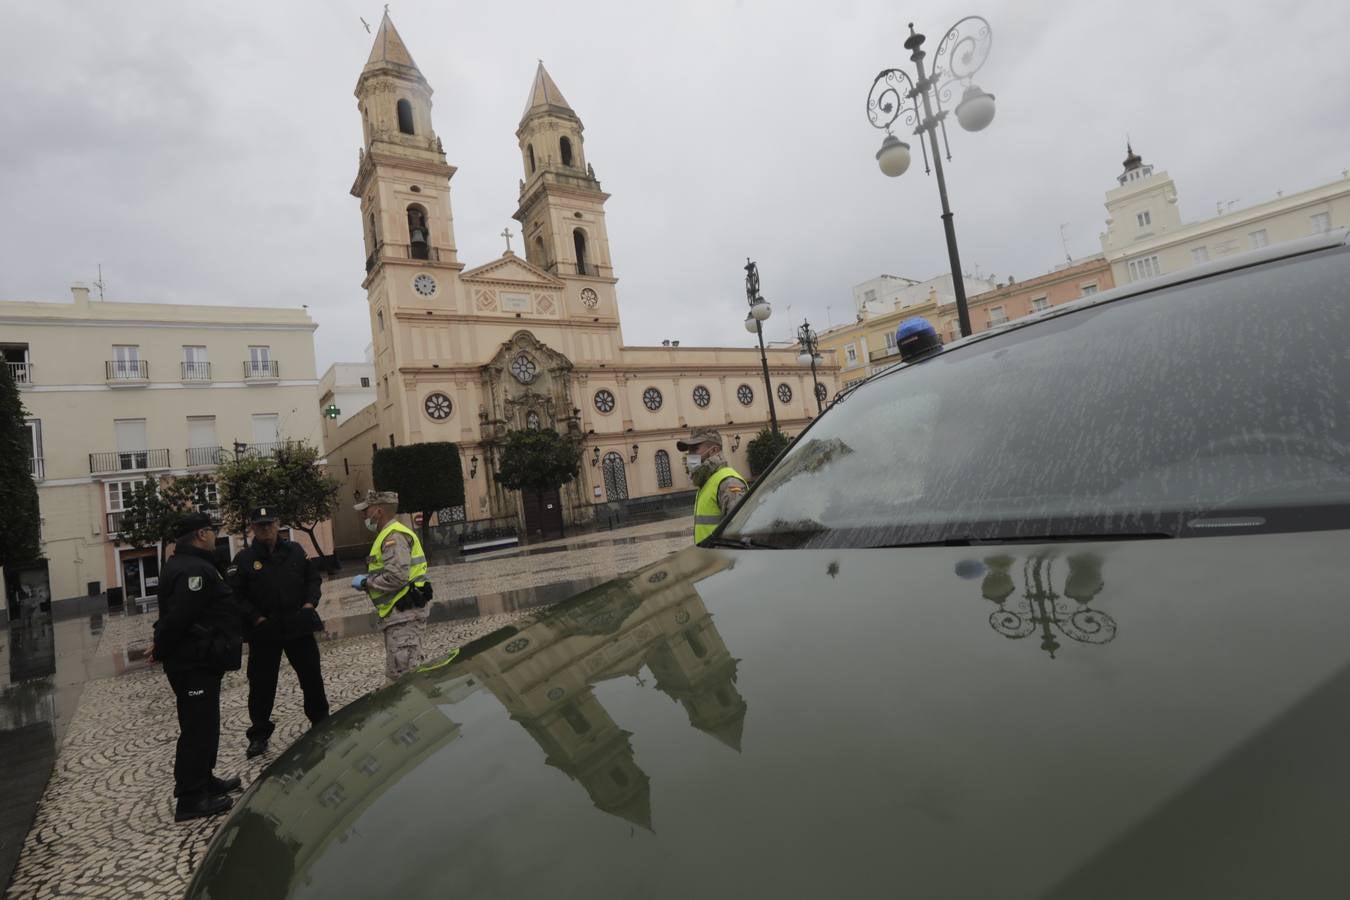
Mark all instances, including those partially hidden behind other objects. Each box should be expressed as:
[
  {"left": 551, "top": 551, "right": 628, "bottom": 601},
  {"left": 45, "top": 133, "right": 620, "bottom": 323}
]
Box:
[{"left": 0, "top": 519, "right": 687, "bottom": 898}]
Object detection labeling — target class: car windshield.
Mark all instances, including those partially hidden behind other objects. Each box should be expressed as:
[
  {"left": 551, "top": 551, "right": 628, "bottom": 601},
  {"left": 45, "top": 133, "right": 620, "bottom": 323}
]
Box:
[{"left": 721, "top": 248, "right": 1350, "bottom": 548}]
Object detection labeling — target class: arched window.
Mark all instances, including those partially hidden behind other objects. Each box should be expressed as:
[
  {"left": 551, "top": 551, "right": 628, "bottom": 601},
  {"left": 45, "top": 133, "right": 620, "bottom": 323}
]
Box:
[
  {"left": 561, "top": 705, "right": 591, "bottom": 735},
  {"left": 655, "top": 450, "right": 673, "bottom": 488},
  {"left": 573, "top": 229, "right": 589, "bottom": 276},
  {"left": 533, "top": 235, "right": 548, "bottom": 270},
  {"left": 527, "top": 144, "right": 536, "bottom": 173},
  {"left": 560, "top": 136, "right": 573, "bottom": 167},
  {"left": 601, "top": 452, "right": 628, "bottom": 500},
  {"left": 407, "top": 205, "right": 429, "bottom": 260},
  {"left": 396, "top": 99, "right": 415, "bottom": 135}
]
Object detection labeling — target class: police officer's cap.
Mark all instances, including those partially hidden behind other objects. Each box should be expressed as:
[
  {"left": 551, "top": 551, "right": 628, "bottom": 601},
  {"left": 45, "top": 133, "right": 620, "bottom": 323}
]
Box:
[
  {"left": 172, "top": 511, "right": 216, "bottom": 539},
  {"left": 249, "top": 505, "right": 280, "bottom": 524}
]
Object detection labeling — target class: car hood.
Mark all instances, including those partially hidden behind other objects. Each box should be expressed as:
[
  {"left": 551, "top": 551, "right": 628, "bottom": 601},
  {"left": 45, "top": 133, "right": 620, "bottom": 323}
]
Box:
[{"left": 188, "top": 531, "right": 1350, "bottom": 899}]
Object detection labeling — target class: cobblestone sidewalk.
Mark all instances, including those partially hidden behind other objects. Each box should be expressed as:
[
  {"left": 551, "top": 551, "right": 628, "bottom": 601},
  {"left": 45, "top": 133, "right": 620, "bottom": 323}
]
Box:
[{"left": 4, "top": 522, "right": 688, "bottom": 899}]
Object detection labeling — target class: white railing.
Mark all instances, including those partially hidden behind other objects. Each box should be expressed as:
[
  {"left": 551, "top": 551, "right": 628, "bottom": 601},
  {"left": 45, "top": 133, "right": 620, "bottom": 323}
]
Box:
[{"left": 7, "top": 361, "right": 32, "bottom": 384}]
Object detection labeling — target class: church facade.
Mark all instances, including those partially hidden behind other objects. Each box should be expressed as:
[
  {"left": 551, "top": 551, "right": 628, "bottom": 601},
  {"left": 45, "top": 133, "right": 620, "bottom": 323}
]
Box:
[{"left": 324, "top": 14, "right": 837, "bottom": 547}]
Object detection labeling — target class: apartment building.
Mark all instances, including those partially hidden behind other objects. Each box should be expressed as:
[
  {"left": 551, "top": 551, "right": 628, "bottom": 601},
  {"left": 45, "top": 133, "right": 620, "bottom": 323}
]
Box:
[{"left": 2, "top": 284, "right": 327, "bottom": 610}]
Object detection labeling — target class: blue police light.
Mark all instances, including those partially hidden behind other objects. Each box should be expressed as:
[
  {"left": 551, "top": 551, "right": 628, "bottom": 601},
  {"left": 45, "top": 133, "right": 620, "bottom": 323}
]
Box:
[{"left": 896, "top": 316, "right": 943, "bottom": 362}]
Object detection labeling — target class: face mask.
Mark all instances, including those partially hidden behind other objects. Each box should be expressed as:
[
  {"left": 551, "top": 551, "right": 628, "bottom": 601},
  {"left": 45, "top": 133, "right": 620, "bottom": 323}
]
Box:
[
  {"left": 364, "top": 517, "right": 379, "bottom": 533},
  {"left": 686, "top": 452, "right": 704, "bottom": 470}
]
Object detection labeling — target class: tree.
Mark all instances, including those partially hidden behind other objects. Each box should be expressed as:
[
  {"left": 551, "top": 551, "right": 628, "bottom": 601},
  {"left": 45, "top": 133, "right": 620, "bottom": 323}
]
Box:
[
  {"left": 0, "top": 363, "right": 41, "bottom": 569},
  {"left": 118, "top": 474, "right": 217, "bottom": 554},
  {"left": 746, "top": 427, "right": 792, "bottom": 479},
  {"left": 372, "top": 442, "right": 465, "bottom": 543},
  {"left": 495, "top": 429, "right": 581, "bottom": 531},
  {"left": 216, "top": 442, "right": 341, "bottom": 555}
]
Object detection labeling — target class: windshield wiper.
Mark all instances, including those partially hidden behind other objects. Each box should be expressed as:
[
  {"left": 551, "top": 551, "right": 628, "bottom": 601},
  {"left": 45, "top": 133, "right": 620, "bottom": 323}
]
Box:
[
  {"left": 876, "top": 532, "right": 1173, "bottom": 548},
  {"left": 700, "top": 535, "right": 787, "bottom": 550}
]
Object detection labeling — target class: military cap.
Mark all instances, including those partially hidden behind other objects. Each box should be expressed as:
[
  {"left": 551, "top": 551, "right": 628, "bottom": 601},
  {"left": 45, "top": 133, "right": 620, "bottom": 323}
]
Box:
[
  {"left": 676, "top": 426, "right": 724, "bottom": 452},
  {"left": 249, "top": 505, "right": 280, "bottom": 524},
  {"left": 354, "top": 489, "right": 399, "bottom": 512},
  {"left": 172, "top": 511, "right": 216, "bottom": 539}
]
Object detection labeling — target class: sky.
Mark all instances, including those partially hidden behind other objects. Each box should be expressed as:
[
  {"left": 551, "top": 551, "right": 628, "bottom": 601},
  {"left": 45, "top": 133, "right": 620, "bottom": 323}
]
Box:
[{"left": 2, "top": 0, "right": 1347, "bottom": 371}]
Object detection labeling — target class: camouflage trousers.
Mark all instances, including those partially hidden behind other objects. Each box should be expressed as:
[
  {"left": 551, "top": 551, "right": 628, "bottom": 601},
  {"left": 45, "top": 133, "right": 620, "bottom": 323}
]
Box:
[{"left": 380, "top": 606, "right": 430, "bottom": 683}]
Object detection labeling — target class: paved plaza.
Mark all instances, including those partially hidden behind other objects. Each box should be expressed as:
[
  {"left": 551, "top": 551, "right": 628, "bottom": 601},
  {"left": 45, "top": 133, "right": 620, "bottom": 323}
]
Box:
[{"left": 1, "top": 521, "right": 686, "bottom": 899}]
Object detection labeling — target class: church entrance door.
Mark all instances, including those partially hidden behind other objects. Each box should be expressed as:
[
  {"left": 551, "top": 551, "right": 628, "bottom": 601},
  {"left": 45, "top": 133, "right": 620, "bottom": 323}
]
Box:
[{"left": 522, "top": 486, "right": 564, "bottom": 541}]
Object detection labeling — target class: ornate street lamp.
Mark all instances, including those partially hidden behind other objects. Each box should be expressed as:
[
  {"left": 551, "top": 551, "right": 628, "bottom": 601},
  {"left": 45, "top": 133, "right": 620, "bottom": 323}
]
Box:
[
  {"left": 795, "top": 319, "right": 825, "bottom": 414},
  {"left": 743, "top": 259, "right": 780, "bottom": 435},
  {"left": 867, "top": 16, "right": 995, "bottom": 338}
]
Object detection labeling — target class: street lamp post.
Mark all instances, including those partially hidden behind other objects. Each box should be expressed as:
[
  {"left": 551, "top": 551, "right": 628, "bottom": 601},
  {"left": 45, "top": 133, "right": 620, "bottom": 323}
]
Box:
[
  {"left": 867, "top": 17, "right": 996, "bottom": 338},
  {"left": 796, "top": 319, "right": 825, "bottom": 414},
  {"left": 743, "top": 259, "right": 780, "bottom": 435}
]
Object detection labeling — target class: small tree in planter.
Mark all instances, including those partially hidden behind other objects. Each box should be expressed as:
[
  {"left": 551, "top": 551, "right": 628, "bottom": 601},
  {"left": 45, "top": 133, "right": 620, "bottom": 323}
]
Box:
[
  {"left": 746, "top": 427, "right": 792, "bottom": 479},
  {"left": 495, "top": 429, "right": 581, "bottom": 537},
  {"left": 372, "top": 442, "right": 465, "bottom": 545}
]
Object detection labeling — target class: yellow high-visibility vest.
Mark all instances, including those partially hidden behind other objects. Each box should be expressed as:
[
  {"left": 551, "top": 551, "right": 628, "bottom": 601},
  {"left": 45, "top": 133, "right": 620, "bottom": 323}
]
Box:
[
  {"left": 366, "top": 520, "right": 429, "bottom": 618},
  {"left": 694, "top": 466, "right": 743, "bottom": 544}
]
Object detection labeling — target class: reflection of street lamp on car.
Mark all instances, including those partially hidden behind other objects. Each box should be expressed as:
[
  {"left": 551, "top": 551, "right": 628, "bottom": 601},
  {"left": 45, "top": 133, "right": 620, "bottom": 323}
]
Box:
[
  {"left": 866, "top": 16, "right": 996, "bottom": 338},
  {"left": 974, "top": 553, "right": 1115, "bottom": 659}
]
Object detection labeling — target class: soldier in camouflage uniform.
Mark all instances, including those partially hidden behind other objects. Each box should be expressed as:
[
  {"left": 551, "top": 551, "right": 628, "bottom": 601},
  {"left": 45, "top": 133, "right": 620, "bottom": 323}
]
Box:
[{"left": 350, "top": 491, "right": 432, "bottom": 683}]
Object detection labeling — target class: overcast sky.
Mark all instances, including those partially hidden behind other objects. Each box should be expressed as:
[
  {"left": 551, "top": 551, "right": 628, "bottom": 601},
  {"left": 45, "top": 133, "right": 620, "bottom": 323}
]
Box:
[{"left": 3, "top": 0, "right": 1347, "bottom": 371}]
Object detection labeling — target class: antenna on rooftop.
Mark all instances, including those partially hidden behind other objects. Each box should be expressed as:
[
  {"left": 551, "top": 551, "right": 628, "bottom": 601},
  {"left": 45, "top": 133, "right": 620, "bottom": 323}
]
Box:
[
  {"left": 1059, "top": 223, "right": 1073, "bottom": 264},
  {"left": 93, "top": 264, "right": 106, "bottom": 301}
]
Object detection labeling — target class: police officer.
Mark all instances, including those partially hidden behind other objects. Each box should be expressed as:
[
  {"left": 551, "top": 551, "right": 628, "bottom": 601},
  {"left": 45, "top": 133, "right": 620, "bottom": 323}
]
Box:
[
  {"left": 349, "top": 491, "right": 431, "bottom": 683},
  {"left": 229, "top": 505, "right": 329, "bottom": 759},
  {"left": 676, "top": 427, "right": 749, "bottom": 544},
  {"left": 151, "top": 511, "right": 243, "bottom": 822}
]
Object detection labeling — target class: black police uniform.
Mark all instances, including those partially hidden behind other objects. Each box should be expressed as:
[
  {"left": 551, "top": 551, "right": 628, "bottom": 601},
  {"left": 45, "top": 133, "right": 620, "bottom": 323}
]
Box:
[
  {"left": 228, "top": 535, "right": 330, "bottom": 745},
  {"left": 153, "top": 542, "right": 242, "bottom": 804}
]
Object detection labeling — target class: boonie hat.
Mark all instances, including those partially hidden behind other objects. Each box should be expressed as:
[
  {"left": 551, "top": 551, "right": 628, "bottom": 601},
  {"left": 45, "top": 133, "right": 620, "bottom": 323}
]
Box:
[
  {"left": 676, "top": 427, "right": 724, "bottom": 452},
  {"left": 354, "top": 490, "right": 399, "bottom": 512}
]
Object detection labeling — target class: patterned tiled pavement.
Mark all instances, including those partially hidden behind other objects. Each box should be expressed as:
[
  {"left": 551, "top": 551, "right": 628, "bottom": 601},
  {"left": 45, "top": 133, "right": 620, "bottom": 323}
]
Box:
[{"left": 3, "top": 522, "right": 687, "bottom": 900}]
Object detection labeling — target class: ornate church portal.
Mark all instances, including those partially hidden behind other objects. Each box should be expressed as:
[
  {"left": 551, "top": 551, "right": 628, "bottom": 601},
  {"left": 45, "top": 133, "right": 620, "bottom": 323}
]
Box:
[{"left": 327, "top": 13, "right": 834, "bottom": 547}]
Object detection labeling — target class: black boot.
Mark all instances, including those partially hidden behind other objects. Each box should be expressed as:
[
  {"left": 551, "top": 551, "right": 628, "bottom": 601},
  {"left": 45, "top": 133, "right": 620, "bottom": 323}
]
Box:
[
  {"left": 174, "top": 793, "right": 233, "bottom": 823},
  {"left": 209, "top": 775, "right": 242, "bottom": 795},
  {"left": 246, "top": 737, "right": 269, "bottom": 758}
]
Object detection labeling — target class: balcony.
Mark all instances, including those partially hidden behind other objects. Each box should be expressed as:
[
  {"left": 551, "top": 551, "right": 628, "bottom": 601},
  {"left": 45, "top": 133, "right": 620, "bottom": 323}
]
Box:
[
  {"left": 29, "top": 457, "right": 44, "bottom": 480},
  {"left": 181, "top": 361, "right": 212, "bottom": 383},
  {"left": 244, "top": 360, "right": 280, "bottom": 382},
  {"left": 7, "top": 361, "right": 32, "bottom": 386},
  {"left": 240, "top": 441, "right": 289, "bottom": 458},
  {"left": 106, "top": 360, "right": 150, "bottom": 385},
  {"left": 186, "top": 446, "right": 226, "bottom": 468},
  {"left": 89, "top": 449, "right": 171, "bottom": 475},
  {"left": 106, "top": 511, "right": 126, "bottom": 536}
]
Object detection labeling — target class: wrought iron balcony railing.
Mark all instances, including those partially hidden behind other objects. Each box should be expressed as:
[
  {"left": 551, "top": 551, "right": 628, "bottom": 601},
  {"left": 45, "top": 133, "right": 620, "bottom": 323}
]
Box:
[
  {"left": 244, "top": 360, "right": 280, "bottom": 380},
  {"left": 89, "top": 448, "right": 171, "bottom": 475},
  {"left": 106, "top": 360, "right": 150, "bottom": 382},
  {"left": 181, "top": 361, "right": 212, "bottom": 382},
  {"left": 186, "top": 446, "right": 226, "bottom": 467}
]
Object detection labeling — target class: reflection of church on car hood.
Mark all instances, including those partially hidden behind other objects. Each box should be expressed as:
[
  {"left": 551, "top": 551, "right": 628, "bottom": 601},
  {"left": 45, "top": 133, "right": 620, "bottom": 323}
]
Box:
[{"left": 462, "top": 550, "right": 746, "bottom": 831}]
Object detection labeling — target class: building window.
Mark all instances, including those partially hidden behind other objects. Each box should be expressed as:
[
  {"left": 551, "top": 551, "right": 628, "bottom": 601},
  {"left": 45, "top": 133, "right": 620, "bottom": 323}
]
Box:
[
  {"left": 1127, "top": 255, "right": 1161, "bottom": 281},
  {"left": 1031, "top": 296, "right": 1049, "bottom": 312},
  {"left": 816, "top": 382, "right": 828, "bottom": 404},
  {"left": 655, "top": 450, "right": 673, "bottom": 488},
  {"left": 377, "top": 309, "right": 384, "bottom": 332},
  {"left": 777, "top": 383, "right": 793, "bottom": 404},
  {"left": 389, "top": 434, "right": 395, "bottom": 448},
  {"left": 407, "top": 205, "right": 429, "bottom": 259},
  {"left": 251, "top": 413, "right": 279, "bottom": 449},
  {"left": 883, "top": 330, "right": 897, "bottom": 350},
  {"left": 736, "top": 384, "right": 754, "bottom": 406},
  {"left": 601, "top": 452, "right": 628, "bottom": 500},
  {"left": 692, "top": 385, "right": 711, "bottom": 408},
  {"left": 560, "top": 136, "right": 573, "bottom": 167},
  {"left": 1136, "top": 210, "right": 1152, "bottom": 228},
  {"left": 247, "top": 346, "right": 272, "bottom": 378},
  {"left": 593, "top": 389, "right": 616, "bottom": 414},
  {"left": 106, "top": 480, "right": 141, "bottom": 512},
  {"left": 344, "top": 458, "right": 350, "bottom": 475},
  {"left": 24, "top": 419, "right": 42, "bottom": 479},
  {"left": 360, "top": 376, "right": 371, "bottom": 387},
  {"left": 1311, "top": 212, "right": 1331, "bottom": 234},
  {"left": 111, "top": 344, "right": 142, "bottom": 379},
  {"left": 642, "top": 387, "right": 663, "bottom": 411},
  {"left": 182, "top": 345, "right": 209, "bottom": 381},
  {"left": 1080, "top": 283, "right": 1098, "bottom": 296},
  {"left": 573, "top": 229, "right": 588, "bottom": 276},
  {"left": 396, "top": 99, "right": 415, "bottom": 135},
  {"left": 864, "top": 288, "right": 877, "bottom": 303},
  {"left": 1249, "top": 229, "right": 1269, "bottom": 249},
  {"left": 527, "top": 144, "right": 535, "bottom": 173},
  {"left": 988, "top": 306, "right": 1007, "bottom": 326},
  {"left": 1191, "top": 246, "right": 1210, "bottom": 265},
  {"left": 845, "top": 344, "right": 857, "bottom": 364}
]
